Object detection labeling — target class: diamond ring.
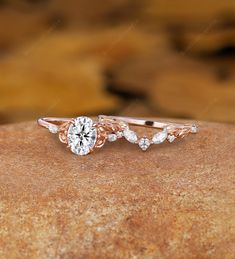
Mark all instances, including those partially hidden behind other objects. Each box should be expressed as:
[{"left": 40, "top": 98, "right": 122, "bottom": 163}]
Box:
[{"left": 38, "top": 115, "right": 197, "bottom": 156}]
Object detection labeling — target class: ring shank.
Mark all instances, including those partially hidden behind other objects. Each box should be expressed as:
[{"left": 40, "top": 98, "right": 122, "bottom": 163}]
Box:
[
  {"left": 38, "top": 117, "right": 72, "bottom": 129},
  {"left": 99, "top": 115, "right": 193, "bottom": 130}
]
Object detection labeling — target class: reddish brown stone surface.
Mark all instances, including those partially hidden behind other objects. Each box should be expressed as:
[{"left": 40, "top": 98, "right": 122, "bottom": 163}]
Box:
[{"left": 0, "top": 120, "right": 234, "bottom": 258}]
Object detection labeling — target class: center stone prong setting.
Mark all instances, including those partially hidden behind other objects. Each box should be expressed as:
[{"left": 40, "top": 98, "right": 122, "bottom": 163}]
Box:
[{"left": 67, "top": 116, "right": 97, "bottom": 156}]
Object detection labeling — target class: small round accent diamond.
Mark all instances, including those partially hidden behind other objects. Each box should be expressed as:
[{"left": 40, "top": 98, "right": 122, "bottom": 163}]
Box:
[
  {"left": 167, "top": 134, "right": 176, "bottom": 143},
  {"left": 67, "top": 116, "right": 97, "bottom": 156},
  {"left": 116, "top": 131, "right": 123, "bottom": 138},
  {"left": 191, "top": 124, "right": 197, "bottom": 133},
  {"left": 139, "top": 137, "right": 151, "bottom": 151},
  {"left": 108, "top": 134, "right": 117, "bottom": 142}
]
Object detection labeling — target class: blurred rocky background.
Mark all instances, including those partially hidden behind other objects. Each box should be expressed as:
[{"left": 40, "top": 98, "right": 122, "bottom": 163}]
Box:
[{"left": 0, "top": 0, "right": 235, "bottom": 124}]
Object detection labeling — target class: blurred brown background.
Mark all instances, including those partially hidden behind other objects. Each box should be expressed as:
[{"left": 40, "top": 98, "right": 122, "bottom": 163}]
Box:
[{"left": 0, "top": 0, "right": 235, "bottom": 125}]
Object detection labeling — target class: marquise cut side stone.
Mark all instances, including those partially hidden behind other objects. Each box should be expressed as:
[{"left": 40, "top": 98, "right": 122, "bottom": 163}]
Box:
[
  {"left": 48, "top": 125, "right": 58, "bottom": 134},
  {"left": 152, "top": 130, "right": 167, "bottom": 144},
  {"left": 123, "top": 129, "right": 138, "bottom": 143}
]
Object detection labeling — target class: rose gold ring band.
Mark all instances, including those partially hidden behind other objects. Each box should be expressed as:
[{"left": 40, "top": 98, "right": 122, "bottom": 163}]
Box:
[{"left": 38, "top": 115, "right": 197, "bottom": 155}]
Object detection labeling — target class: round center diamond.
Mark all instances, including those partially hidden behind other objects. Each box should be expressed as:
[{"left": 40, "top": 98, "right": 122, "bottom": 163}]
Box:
[{"left": 67, "top": 117, "right": 97, "bottom": 156}]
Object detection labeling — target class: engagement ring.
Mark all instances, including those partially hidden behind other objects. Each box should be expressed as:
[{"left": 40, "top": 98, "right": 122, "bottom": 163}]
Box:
[{"left": 38, "top": 115, "right": 197, "bottom": 155}]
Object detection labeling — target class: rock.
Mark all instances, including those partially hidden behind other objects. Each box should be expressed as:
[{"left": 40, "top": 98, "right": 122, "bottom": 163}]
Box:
[{"left": 0, "top": 120, "right": 234, "bottom": 258}]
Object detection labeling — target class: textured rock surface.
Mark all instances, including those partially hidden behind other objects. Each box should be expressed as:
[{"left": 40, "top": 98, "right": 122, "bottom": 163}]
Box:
[{"left": 0, "top": 120, "right": 234, "bottom": 258}]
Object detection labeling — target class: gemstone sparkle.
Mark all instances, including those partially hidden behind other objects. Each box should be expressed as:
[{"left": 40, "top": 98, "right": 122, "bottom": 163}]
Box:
[
  {"left": 167, "top": 134, "right": 176, "bottom": 143},
  {"left": 123, "top": 129, "right": 138, "bottom": 143},
  {"left": 139, "top": 137, "right": 151, "bottom": 151},
  {"left": 191, "top": 124, "right": 197, "bottom": 133},
  {"left": 152, "top": 130, "right": 167, "bottom": 144},
  {"left": 108, "top": 134, "right": 117, "bottom": 142},
  {"left": 48, "top": 125, "right": 58, "bottom": 134},
  {"left": 67, "top": 116, "right": 97, "bottom": 156}
]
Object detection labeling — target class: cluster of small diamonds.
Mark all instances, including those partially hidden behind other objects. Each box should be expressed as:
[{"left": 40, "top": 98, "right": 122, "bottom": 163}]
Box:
[
  {"left": 107, "top": 125, "right": 197, "bottom": 151},
  {"left": 107, "top": 126, "right": 168, "bottom": 151}
]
